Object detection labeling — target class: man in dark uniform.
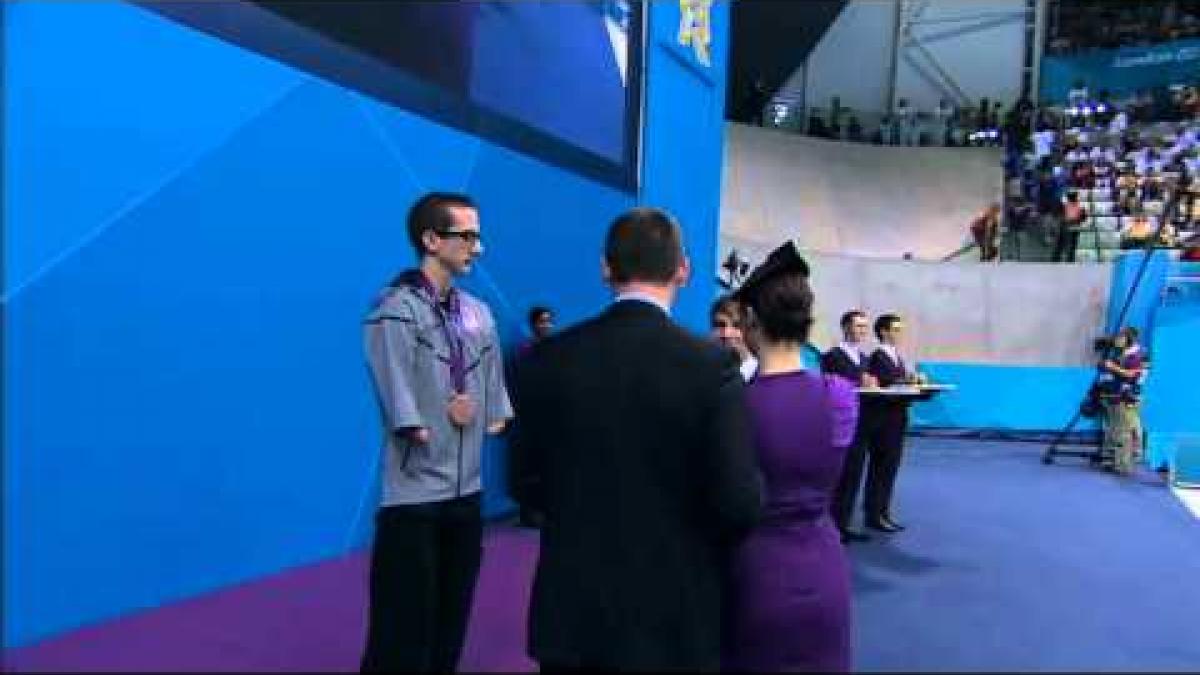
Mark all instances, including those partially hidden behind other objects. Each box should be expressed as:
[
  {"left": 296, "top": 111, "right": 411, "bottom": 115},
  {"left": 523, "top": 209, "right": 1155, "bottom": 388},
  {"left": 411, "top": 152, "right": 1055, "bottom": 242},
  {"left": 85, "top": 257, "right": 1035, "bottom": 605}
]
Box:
[
  {"left": 820, "top": 310, "right": 878, "bottom": 543},
  {"left": 864, "top": 314, "right": 922, "bottom": 533}
]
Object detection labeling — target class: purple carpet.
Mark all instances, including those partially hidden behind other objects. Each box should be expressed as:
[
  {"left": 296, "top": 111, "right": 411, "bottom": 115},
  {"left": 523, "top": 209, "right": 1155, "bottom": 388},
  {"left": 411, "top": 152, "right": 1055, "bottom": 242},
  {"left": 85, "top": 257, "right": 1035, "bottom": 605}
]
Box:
[{"left": 3, "top": 525, "right": 540, "bottom": 673}]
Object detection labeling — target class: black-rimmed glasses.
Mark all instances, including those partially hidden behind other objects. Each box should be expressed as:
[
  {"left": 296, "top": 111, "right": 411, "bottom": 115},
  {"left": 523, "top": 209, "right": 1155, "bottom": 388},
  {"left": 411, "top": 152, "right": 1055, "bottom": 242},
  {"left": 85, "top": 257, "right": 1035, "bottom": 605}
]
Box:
[{"left": 437, "top": 229, "right": 482, "bottom": 244}]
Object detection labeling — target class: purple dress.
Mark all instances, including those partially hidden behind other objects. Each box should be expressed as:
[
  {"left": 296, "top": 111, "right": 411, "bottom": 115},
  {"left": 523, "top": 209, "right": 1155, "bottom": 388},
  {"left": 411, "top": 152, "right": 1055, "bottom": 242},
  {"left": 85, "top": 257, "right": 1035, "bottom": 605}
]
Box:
[{"left": 724, "top": 370, "right": 858, "bottom": 672}]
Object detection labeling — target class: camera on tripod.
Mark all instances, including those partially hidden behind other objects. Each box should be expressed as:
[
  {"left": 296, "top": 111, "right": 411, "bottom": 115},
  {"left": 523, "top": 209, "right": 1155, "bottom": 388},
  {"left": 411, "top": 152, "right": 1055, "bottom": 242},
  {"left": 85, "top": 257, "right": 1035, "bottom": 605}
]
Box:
[{"left": 1093, "top": 335, "right": 1118, "bottom": 355}]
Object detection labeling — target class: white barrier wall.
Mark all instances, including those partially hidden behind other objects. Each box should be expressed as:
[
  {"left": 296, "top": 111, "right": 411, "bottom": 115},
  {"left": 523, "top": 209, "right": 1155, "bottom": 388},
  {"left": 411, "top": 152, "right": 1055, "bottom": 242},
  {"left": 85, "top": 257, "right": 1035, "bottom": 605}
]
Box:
[
  {"left": 719, "top": 246, "right": 1112, "bottom": 368},
  {"left": 721, "top": 124, "right": 1004, "bottom": 261}
]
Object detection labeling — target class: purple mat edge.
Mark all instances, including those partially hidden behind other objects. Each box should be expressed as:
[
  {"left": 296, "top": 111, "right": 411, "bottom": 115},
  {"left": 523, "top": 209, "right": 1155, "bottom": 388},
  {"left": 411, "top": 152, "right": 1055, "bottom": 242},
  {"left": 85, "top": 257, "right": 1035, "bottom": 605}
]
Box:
[{"left": 3, "top": 525, "right": 539, "bottom": 673}]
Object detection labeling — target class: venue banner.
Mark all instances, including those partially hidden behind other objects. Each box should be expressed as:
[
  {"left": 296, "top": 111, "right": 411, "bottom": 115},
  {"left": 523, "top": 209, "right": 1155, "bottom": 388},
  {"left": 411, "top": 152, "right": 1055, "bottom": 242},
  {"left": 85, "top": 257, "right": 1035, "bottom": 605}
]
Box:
[{"left": 1040, "top": 37, "right": 1200, "bottom": 103}]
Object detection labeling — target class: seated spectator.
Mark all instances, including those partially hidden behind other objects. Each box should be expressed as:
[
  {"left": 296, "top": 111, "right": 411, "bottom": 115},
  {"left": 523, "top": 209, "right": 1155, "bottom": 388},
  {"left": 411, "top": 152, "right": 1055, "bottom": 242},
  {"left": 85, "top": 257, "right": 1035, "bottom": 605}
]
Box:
[
  {"left": 1054, "top": 191, "right": 1087, "bottom": 262},
  {"left": 808, "top": 113, "right": 830, "bottom": 139},
  {"left": 1068, "top": 80, "right": 1089, "bottom": 108},
  {"left": 1109, "top": 110, "right": 1130, "bottom": 136},
  {"left": 1141, "top": 176, "right": 1164, "bottom": 201},
  {"left": 878, "top": 114, "right": 895, "bottom": 145},
  {"left": 1032, "top": 127, "right": 1057, "bottom": 160},
  {"left": 1117, "top": 171, "right": 1139, "bottom": 192},
  {"left": 1186, "top": 151, "right": 1200, "bottom": 176},
  {"left": 1121, "top": 211, "right": 1157, "bottom": 248},
  {"left": 1118, "top": 190, "right": 1140, "bottom": 217},
  {"left": 935, "top": 98, "right": 955, "bottom": 145},
  {"left": 846, "top": 116, "right": 864, "bottom": 143},
  {"left": 1090, "top": 145, "right": 1117, "bottom": 164},
  {"left": 1071, "top": 163, "right": 1094, "bottom": 189},
  {"left": 1183, "top": 87, "right": 1200, "bottom": 118},
  {"left": 1008, "top": 198, "right": 1038, "bottom": 236}
]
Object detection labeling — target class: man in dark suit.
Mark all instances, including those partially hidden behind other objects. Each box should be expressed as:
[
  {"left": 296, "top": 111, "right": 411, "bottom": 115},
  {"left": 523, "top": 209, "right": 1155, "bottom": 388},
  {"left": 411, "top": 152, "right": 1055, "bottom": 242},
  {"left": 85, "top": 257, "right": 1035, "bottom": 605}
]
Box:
[
  {"left": 820, "top": 310, "right": 878, "bottom": 543},
  {"left": 512, "top": 207, "right": 763, "bottom": 671},
  {"left": 864, "top": 314, "right": 920, "bottom": 533}
]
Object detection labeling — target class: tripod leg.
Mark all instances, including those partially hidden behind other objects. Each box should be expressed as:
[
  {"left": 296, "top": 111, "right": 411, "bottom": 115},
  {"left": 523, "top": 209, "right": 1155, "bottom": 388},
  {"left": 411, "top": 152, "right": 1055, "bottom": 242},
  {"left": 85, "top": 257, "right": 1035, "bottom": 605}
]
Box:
[{"left": 1043, "top": 409, "right": 1083, "bottom": 464}]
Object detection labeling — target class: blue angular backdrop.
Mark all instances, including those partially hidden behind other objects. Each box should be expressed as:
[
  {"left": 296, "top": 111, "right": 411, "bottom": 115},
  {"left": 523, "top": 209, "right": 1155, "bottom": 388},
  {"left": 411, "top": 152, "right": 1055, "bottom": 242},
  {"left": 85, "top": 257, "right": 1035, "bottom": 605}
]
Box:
[{"left": 2, "top": 0, "right": 730, "bottom": 647}]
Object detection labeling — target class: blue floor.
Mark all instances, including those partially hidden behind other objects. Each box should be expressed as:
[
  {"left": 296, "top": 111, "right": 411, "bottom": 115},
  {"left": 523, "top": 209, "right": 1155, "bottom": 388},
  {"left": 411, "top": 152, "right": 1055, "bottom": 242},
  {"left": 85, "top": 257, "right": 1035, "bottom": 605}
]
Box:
[{"left": 850, "top": 437, "right": 1200, "bottom": 672}]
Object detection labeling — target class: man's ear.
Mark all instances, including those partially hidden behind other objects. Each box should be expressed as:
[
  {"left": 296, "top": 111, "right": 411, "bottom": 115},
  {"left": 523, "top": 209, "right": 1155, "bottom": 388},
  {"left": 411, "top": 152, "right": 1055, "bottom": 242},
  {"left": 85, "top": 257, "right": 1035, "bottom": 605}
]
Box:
[
  {"left": 421, "top": 229, "right": 441, "bottom": 256},
  {"left": 675, "top": 256, "right": 692, "bottom": 287}
]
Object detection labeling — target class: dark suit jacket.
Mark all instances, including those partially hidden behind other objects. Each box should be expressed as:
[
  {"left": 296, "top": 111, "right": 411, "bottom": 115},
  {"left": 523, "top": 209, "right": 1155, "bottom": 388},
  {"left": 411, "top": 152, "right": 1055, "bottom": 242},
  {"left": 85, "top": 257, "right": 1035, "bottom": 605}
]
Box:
[
  {"left": 867, "top": 347, "right": 908, "bottom": 388},
  {"left": 867, "top": 347, "right": 912, "bottom": 418},
  {"left": 820, "top": 345, "right": 868, "bottom": 383},
  {"left": 512, "top": 300, "right": 763, "bottom": 671},
  {"left": 822, "top": 346, "right": 876, "bottom": 433}
]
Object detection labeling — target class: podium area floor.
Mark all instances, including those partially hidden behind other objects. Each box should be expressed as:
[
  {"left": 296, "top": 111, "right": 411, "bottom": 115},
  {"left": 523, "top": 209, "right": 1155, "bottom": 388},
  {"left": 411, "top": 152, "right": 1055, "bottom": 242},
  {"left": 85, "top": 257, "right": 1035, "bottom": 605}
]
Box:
[
  {"left": 1175, "top": 487, "right": 1200, "bottom": 519},
  {"left": 6, "top": 438, "right": 1200, "bottom": 672}
]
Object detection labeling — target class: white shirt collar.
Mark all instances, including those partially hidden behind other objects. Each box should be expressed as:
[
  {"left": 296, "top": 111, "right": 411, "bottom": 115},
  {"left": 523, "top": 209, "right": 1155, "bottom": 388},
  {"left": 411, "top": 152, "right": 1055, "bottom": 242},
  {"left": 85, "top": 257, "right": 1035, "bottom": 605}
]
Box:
[
  {"left": 838, "top": 341, "right": 865, "bottom": 364},
  {"left": 739, "top": 355, "right": 759, "bottom": 382},
  {"left": 879, "top": 343, "right": 901, "bottom": 363},
  {"left": 879, "top": 343, "right": 917, "bottom": 375},
  {"left": 615, "top": 291, "right": 671, "bottom": 316}
]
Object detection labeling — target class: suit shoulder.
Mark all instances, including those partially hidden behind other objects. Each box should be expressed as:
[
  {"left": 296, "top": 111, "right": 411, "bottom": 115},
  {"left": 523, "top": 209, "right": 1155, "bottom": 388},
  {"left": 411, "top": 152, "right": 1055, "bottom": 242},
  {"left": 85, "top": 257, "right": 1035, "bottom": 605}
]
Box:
[
  {"left": 661, "top": 323, "right": 738, "bottom": 370},
  {"left": 523, "top": 312, "right": 605, "bottom": 362},
  {"left": 818, "top": 348, "right": 838, "bottom": 368},
  {"left": 366, "top": 285, "right": 418, "bottom": 322}
]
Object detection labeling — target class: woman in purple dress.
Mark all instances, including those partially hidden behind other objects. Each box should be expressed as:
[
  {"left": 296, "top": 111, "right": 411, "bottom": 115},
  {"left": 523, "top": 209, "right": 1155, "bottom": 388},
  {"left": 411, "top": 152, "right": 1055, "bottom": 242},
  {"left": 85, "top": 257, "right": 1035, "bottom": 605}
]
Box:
[{"left": 726, "top": 250, "right": 858, "bottom": 672}]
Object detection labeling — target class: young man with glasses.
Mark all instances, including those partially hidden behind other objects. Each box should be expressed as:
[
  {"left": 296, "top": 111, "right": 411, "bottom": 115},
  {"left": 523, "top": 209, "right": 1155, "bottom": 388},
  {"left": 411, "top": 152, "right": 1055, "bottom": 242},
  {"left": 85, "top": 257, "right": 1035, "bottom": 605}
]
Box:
[{"left": 361, "top": 192, "right": 512, "bottom": 673}]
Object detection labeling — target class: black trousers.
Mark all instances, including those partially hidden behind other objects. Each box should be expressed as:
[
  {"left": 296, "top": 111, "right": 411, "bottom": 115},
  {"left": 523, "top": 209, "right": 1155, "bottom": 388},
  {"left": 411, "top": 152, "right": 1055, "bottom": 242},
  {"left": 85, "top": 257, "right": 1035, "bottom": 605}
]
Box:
[
  {"left": 1052, "top": 228, "right": 1080, "bottom": 262},
  {"left": 864, "top": 408, "right": 907, "bottom": 523},
  {"left": 540, "top": 664, "right": 610, "bottom": 673},
  {"left": 360, "top": 493, "right": 483, "bottom": 673},
  {"left": 831, "top": 423, "right": 870, "bottom": 530}
]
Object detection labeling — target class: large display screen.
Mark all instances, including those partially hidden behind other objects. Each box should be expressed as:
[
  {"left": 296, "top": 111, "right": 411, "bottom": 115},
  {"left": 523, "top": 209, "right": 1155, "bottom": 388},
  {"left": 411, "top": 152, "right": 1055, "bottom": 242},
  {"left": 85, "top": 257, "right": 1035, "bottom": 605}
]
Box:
[{"left": 142, "top": 1, "right": 645, "bottom": 190}]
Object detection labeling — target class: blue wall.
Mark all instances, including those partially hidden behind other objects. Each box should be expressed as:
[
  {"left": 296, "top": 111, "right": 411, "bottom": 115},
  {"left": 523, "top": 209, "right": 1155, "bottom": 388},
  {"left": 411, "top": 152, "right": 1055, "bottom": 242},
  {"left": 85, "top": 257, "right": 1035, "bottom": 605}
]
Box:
[
  {"left": 1104, "top": 250, "right": 1175, "bottom": 346},
  {"left": 910, "top": 363, "right": 1097, "bottom": 432},
  {"left": 2, "top": 0, "right": 730, "bottom": 648},
  {"left": 1142, "top": 261, "right": 1200, "bottom": 470},
  {"left": 1040, "top": 38, "right": 1200, "bottom": 104},
  {"left": 908, "top": 251, "right": 1185, "bottom": 433}
]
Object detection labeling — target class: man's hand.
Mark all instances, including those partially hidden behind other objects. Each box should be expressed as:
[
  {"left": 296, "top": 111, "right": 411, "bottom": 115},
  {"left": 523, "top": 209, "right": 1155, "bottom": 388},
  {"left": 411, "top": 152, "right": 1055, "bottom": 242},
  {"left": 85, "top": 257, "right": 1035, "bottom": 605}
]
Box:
[
  {"left": 402, "top": 427, "right": 430, "bottom": 445},
  {"left": 860, "top": 373, "right": 880, "bottom": 388},
  {"left": 487, "top": 419, "right": 509, "bottom": 435},
  {"left": 447, "top": 393, "right": 477, "bottom": 428}
]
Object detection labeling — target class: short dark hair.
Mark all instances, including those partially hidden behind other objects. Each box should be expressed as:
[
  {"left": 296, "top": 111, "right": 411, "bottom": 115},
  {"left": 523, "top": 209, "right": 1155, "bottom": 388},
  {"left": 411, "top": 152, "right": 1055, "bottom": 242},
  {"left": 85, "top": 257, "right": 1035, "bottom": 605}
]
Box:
[
  {"left": 710, "top": 295, "right": 744, "bottom": 325},
  {"left": 604, "top": 207, "right": 683, "bottom": 284},
  {"left": 875, "top": 314, "right": 902, "bottom": 340},
  {"left": 528, "top": 306, "right": 552, "bottom": 329},
  {"left": 406, "top": 192, "right": 477, "bottom": 257},
  {"left": 744, "top": 273, "right": 814, "bottom": 343},
  {"left": 840, "top": 310, "right": 866, "bottom": 330}
]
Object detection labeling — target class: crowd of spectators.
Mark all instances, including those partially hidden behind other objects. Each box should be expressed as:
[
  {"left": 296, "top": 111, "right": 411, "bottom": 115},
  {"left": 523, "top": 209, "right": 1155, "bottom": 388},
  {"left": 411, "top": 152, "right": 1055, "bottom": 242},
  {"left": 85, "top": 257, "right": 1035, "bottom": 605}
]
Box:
[
  {"left": 798, "top": 96, "right": 1017, "bottom": 148},
  {"left": 1005, "top": 84, "right": 1200, "bottom": 262},
  {"left": 1046, "top": 0, "right": 1200, "bottom": 56}
]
